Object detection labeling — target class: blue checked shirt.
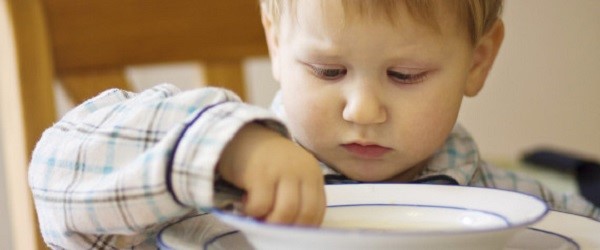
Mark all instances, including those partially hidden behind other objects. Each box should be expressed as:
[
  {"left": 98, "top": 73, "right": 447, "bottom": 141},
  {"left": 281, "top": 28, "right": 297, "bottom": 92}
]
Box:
[{"left": 29, "top": 84, "right": 599, "bottom": 249}]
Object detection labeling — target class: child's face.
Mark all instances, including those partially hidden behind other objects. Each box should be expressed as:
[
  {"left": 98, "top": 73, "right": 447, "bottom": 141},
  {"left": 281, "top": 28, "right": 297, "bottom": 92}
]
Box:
[{"left": 266, "top": 1, "right": 487, "bottom": 182}]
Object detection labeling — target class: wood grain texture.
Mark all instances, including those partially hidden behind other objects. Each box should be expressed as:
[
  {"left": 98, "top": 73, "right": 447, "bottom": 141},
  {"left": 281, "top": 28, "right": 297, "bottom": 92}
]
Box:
[
  {"left": 6, "top": 0, "right": 55, "bottom": 248},
  {"left": 42, "top": 0, "right": 268, "bottom": 73},
  {"left": 205, "top": 60, "right": 247, "bottom": 100},
  {"left": 4, "top": 2, "right": 267, "bottom": 248},
  {"left": 61, "top": 69, "right": 132, "bottom": 104}
]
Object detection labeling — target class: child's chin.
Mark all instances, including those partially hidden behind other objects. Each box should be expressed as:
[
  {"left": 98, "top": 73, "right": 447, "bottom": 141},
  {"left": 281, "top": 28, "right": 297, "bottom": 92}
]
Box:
[
  {"left": 343, "top": 167, "right": 420, "bottom": 183},
  {"left": 343, "top": 172, "right": 391, "bottom": 183}
]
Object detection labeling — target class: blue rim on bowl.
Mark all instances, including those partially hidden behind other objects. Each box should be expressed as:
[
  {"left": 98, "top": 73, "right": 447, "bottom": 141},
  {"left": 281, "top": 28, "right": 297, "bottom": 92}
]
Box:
[
  {"left": 211, "top": 184, "right": 549, "bottom": 249},
  {"left": 213, "top": 184, "right": 548, "bottom": 236}
]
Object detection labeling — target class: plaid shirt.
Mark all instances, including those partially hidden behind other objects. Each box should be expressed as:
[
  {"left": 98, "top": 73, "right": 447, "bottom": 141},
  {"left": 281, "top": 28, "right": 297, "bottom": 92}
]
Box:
[{"left": 29, "top": 84, "right": 599, "bottom": 249}]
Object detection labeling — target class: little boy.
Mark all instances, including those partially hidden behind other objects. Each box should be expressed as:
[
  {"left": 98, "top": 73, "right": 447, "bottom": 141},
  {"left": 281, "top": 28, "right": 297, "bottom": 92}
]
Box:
[{"left": 29, "top": 0, "right": 599, "bottom": 248}]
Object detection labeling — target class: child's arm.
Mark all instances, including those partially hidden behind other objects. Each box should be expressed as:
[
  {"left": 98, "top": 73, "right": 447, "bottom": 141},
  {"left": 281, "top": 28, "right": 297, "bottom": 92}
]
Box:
[
  {"left": 218, "top": 123, "right": 326, "bottom": 225},
  {"left": 28, "top": 84, "right": 307, "bottom": 248}
]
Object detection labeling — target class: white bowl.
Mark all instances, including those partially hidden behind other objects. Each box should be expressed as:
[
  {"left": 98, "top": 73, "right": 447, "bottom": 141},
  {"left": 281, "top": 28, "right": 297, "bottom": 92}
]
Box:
[{"left": 214, "top": 184, "right": 548, "bottom": 250}]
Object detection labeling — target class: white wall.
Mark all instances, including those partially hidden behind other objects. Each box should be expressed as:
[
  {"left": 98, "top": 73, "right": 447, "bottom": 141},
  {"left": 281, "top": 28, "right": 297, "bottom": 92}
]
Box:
[{"left": 458, "top": 0, "right": 600, "bottom": 160}]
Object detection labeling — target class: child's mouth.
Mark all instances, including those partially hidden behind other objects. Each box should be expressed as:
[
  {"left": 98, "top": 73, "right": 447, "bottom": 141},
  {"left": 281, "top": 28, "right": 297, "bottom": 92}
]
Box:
[{"left": 341, "top": 143, "right": 391, "bottom": 159}]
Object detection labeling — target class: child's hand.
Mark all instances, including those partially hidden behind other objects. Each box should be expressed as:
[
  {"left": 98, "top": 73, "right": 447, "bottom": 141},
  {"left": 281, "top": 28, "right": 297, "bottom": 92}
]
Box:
[{"left": 218, "top": 123, "right": 326, "bottom": 226}]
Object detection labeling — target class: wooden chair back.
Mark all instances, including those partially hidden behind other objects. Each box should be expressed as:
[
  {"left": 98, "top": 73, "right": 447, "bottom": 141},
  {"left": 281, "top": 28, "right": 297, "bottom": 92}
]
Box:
[{"left": 1, "top": 1, "right": 267, "bottom": 248}]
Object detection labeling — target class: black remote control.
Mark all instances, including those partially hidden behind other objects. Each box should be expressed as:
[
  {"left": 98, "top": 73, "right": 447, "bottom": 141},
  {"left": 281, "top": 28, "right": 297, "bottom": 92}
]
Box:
[{"left": 522, "top": 147, "right": 600, "bottom": 207}]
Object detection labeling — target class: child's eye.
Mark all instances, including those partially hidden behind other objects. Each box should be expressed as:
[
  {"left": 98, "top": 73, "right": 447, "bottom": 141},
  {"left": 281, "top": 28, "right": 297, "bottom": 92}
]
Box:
[
  {"left": 308, "top": 65, "right": 347, "bottom": 80},
  {"left": 387, "top": 70, "right": 428, "bottom": 85}
]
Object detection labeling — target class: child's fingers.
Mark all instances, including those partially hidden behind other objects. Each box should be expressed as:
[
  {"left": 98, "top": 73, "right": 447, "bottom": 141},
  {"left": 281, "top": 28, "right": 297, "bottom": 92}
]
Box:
[
  {"left": 264, "top": 178, "right": 300, "bottom": 224},
  {"left": 294, "top": 178, "right": 326, "bottom": 226},
  {"left": 243, "top": 180, "right": 276, "bottom": 219}
]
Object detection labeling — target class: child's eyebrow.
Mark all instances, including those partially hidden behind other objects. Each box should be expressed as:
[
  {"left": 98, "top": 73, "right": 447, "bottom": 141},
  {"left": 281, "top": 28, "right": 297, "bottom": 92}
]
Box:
[{"left": 294, "top": 42, "right": 344, "bottom": 60}]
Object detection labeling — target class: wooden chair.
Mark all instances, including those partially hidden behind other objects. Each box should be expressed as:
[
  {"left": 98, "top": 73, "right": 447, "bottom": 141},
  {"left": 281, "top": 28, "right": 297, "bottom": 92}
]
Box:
[{"left": 1, "top": 0, "right": 267, "bottom": 248}]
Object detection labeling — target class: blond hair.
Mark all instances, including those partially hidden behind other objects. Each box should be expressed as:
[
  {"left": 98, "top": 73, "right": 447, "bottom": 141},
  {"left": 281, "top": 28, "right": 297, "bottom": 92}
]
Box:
[{"left": 259, "top": 0, "right": 503, "bottom": 45}]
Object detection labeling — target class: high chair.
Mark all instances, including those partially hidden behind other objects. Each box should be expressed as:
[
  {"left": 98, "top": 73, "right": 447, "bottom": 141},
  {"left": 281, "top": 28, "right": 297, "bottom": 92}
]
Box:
[{"left": 0, "top": 1, "right": 267, "bottom": 248}]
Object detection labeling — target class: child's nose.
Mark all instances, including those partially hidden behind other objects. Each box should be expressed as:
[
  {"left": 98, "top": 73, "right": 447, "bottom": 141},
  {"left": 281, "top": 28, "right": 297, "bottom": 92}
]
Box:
[{"left": 342, "top": 87, "right": 387, "bottom": 125}]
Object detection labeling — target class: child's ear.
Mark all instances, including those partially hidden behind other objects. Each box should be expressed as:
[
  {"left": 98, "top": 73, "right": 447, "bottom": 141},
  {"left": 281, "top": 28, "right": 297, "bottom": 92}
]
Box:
[
  {"left": 261, "top": 12, "right": 281, "bottom": 82},
  {"left": 464, "top": 19, "right": 505, "bottom": 97}
]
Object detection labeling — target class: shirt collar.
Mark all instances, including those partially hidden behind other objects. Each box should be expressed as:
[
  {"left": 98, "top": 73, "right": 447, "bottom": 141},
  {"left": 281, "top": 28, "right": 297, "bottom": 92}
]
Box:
[{"left": 415, "top": 124, "right": 481, "bottom": 185}]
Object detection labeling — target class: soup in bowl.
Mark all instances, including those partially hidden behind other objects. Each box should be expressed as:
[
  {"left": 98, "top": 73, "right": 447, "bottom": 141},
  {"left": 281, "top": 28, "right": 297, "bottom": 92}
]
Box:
[{"left": 213, "top": 184, "right": 548, "bottom": 250}]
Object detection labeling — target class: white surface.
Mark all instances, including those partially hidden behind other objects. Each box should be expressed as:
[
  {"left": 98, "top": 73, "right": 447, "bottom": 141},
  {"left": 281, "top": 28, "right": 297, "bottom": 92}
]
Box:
[
  {"left": 322, "top": 205, "right": 507, "bottom": 231},
  {"left": 215, "top": 184, "right": 548, "bottom": 250},
  {"left": 125, "top": 61, "right": 206, "bottom": 91},
  {"left": 530, "top": 211, "right": 600, "bottom": 249},
  {"left": 160, "top": 210, "right": 599, "bottom": 250},
  {"left": 505, "top": 226, "right": 578, "bottom": 250}
]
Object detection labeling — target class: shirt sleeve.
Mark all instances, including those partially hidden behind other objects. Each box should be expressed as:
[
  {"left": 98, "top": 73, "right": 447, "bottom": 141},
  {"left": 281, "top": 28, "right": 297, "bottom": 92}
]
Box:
[
  {"left": 474, "top": 162, "right": 600, "bottom": 221},
  {"left": 28, "top": 84, "right": 287, "bottom": 249}
]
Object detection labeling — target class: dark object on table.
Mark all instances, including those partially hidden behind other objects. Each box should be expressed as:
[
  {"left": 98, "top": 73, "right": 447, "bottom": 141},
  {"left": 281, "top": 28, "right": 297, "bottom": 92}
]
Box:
[
  {"left": 522, "top": 147, "right": 600, "bottom": 207},
  {"left": 576, "top": 162, "right": 600, "bottom": 207}
]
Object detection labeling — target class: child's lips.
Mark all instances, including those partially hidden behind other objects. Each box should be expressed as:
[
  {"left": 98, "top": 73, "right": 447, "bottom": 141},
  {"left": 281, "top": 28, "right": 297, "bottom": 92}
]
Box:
[{"left": 341, "top": 143, "right": 391, "bottom": 159}]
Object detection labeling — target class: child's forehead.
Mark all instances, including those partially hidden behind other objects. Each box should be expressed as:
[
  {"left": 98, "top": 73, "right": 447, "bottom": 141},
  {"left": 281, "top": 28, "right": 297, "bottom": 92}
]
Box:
[
  {"left": 275, "top": 1, "right": 469, "bottom": 63},
  {"left": 283, "top": 0, "right": 460, "bottom": 34}
]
